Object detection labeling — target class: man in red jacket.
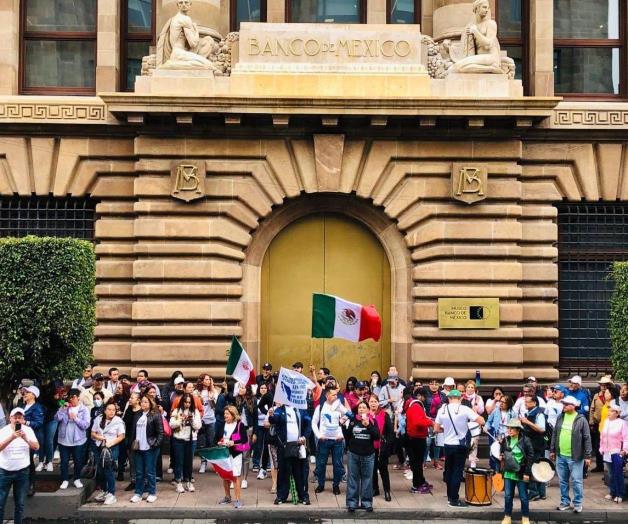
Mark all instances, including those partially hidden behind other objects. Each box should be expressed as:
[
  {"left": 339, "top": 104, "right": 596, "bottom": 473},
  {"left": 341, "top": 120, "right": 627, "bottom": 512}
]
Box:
[{"left": 404, "top": 386, "right": 434, "bottom": 493}]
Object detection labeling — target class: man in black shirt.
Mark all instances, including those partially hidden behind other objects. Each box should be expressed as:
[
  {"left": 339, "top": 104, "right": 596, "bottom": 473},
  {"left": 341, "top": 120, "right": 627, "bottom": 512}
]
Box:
[{"left": 256, "top": 362, "right": 275, "bottom": 393}]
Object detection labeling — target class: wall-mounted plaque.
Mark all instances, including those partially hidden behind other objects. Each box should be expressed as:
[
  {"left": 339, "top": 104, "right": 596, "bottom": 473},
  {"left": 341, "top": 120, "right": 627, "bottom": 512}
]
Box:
[
  {"left": 451, "top": 163, "right": 487, "bottom": 205},
  {"left": 438, "top": 298, "right": 499, "bottom": 329},
  {"left": 171, "top": 161, "right": 205, "bottom": 202}
]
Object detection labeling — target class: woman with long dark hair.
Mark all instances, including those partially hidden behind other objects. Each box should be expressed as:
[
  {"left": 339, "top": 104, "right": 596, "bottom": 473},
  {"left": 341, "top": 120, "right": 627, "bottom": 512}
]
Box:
[
  {"left": 130, "top": 396, "right": 163, "bottom": 504},
  {"left": 195, "top": 374, "right": 218, "bottom": 473},
  {"left": 170, "top": 393, "right": 202, "bottom": 493},
  {"left": 234, "top": 383, "right": 256, "bottom": 489},
  {"left": 91, "top": 401, "right": 125, "bottom": 505},
  {"left": 368, "top": 394, "right": 393, "bottom": 501}
]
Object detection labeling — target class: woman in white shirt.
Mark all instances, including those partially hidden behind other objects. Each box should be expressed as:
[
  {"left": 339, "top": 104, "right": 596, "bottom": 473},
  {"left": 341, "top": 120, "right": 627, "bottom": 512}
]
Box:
[
  {"left": 169, "top": 393, "right": 202, "bottom": 493},
  {"left": 195, "top": 374, "right": 217, "bottom": 474},
  {"left": 91, "top": 402, "right": 125, "bottom": 505}
]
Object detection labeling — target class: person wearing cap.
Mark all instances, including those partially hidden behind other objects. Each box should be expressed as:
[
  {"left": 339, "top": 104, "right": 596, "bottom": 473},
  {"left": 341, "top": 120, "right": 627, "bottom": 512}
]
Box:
[
  {"left": 519, "top": 395, "right": 547, "bottom": 501},
  {"left": 442, "top": 377, "right": 456, "bottom": 398},
  {"left": 22, "top": 385, "right": 44, "bottom": 497},
  {"left": 378, "top": 376, "right": 405, "bottom": 468},
  {"left": 0, "top": 407, "right": 40, "bottom": 524},
  {"left": 256, "top": 363, "right": 275, "bottom": 393},
  {"left": 589, "top": 375, "right": 615, "bottom": 473},
  {"left": 79, "top": 373, "right": 113, "bottom": 409},
  {"left": 549, "top": 395, "right": 592, "bottom": 513},
  {"left": 346, "top": 381, "right": 369, "bottom": 413},
  {"left": 424, "top": 379, "right": 447, "bottom": 470},
  {"left": 566, "top": 376, "right": 590, "bottom": 416},
  {"left": 404, "top": 387, "right": 434, "bottom": 494},
  {"left": 512, "top": 383, "right": 546, "bottom": 418},
  {"left": 546, "top": 385, "right": 567, "bottom": 429},
  {"left": 599, "top": 401, "right": 628, "bottom": 503},
  {"left": 55, "top": 389, "right": 90, "bottom": 490},
  {"left": 434, "top": 388, "right": 485, "bottom": 508},
  {"left": 71, "top": 364, "right": 94, "bottom": 392},
  {"left": 499, "top": 418, "right": 534, "bottom": 524}
]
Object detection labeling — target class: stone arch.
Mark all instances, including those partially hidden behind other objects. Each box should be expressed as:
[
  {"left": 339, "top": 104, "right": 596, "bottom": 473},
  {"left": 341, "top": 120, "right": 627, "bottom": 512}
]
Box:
[{"left": 242, "top": 193, "right": 414, "bottom": 378}]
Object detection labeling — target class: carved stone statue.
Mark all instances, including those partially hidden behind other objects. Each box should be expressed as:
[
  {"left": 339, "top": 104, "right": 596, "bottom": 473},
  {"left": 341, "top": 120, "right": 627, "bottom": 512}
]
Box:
[
  {"left": 449, "top": 0, "right": 503, "bottom": 74},
  {"left": 156, "top": 0, "right": 221, "bottom": 70}
]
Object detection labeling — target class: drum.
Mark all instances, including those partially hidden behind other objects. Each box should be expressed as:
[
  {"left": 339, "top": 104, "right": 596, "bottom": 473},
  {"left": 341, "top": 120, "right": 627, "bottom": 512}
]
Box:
[
  {"left": 467, "top": 421, "right": 482, "bottom": 438},
  {"left": 490, "top": 440, "right": 501, "bottom": 460},
  {"left": 531, "top": 458, "right": 555, "bottom": 483},
  {"left": 464, "top": 468, "right": 493, "bottom": 506}
]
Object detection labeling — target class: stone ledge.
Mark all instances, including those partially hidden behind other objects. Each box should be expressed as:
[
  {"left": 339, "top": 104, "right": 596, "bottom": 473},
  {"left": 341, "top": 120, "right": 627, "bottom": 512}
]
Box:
[
  {"left": 0, "top": 96, "right": 109, "bottom": 123},
  {"left": 550, "top": 101, "right": 628, "bottom": 129}
]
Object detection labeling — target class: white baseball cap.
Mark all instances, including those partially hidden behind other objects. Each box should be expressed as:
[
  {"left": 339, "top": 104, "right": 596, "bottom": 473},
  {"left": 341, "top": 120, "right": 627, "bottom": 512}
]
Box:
[
  {"left": 10, "top": 407, "right": 25, "bottom": 417},
  {"left": 443, "top": 377, "right": 455, "bottom": 387},
  {"left": 173, "top": 376, "right": 185, "bottom": 385},
  {"left": 24, "top": 385, "right": 40, "bottom": 398},
  {"left": 527, "top": 376, "right": 537, "bottom": 382},
  {"left": 561, "top": 395, "right": 581, "bottom": 407},
  {"left": 568, "top": 375, "right": 582, "bottom": 385}
]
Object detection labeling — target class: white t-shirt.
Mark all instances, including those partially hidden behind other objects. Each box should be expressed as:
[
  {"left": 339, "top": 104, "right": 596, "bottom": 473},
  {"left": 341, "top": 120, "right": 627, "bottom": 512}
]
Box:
[
  {"left": 513, "top": 395, "right": 546, "bottom": 418},
  {"left": 435, "top": 403, "right": 478, "bottom": 446},
  {"left": 312, "top": 401, "right": 344, "bottom": 440},
  {"left": 285, "top": 407, "right": 300, "bottom": 443},
  {"left": 92, "top": 415, "right": 125, "bottom": 447},
  {"left": 223, "top": 421, "right": 237, "bottom": 441},
  {"left": 0, "top": 425, "right": 37, "bottom": 471},
  {"left": 136, "top": 413, "right": 149, "bottom": 451}
]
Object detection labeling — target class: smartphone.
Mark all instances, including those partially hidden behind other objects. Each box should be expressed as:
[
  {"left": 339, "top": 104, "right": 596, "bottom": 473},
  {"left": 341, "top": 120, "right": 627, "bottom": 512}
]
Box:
[{"left": 15, "top": 422, "right": 21, "bottom": 431}]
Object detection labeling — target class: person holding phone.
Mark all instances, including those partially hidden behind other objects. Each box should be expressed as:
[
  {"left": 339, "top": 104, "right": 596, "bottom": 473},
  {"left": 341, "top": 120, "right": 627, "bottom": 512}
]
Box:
[
  {"left": 345, "top": 401, "right": 379, "bottom": 513},
  {"left": 0, "top": 407, "right": 40, "bottom": 524},
  {"left": 55, "top": 388, "right": 90, "bottom": 490}
]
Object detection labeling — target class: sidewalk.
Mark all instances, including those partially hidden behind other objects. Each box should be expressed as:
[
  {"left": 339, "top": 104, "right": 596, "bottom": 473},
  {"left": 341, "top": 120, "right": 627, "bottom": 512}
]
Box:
[{"left": 79, "top": 457, "right": 627, "bottom": 522}]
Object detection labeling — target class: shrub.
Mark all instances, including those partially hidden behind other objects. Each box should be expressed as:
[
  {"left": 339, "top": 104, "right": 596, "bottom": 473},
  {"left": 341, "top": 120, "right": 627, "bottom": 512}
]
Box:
[
  {"left": 0, "top": 236, "right": 95, "bottom": 401},
  {"left": 610, "top": 261, "right": 628, "bottom": 382}
]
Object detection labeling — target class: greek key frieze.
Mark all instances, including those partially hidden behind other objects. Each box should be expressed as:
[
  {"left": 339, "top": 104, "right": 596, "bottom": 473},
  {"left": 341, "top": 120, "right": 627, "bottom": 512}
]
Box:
[
  {"left": 553, "top": 109, "right": 628, "bottom": 128},
  {"left": 0, "top": 102, "right": 106, "bottom": 122}
]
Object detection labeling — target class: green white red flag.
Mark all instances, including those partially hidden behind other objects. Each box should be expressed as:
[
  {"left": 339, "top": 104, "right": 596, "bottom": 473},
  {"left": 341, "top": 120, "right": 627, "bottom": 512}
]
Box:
[
  {"left": 197, "top": 446, "right": 235, "bottom": 481},
  {"left": 311, "top": 293, "right": 381, "bottom": 342},
  {"left": 226, "top": 336, "right": 256, "bottom": 386}
]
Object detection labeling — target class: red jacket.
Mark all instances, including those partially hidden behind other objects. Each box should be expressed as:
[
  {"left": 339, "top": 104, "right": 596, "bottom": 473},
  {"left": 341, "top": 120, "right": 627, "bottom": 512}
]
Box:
[{"left": 405, "top": 399, "right": 433, "bottom": 439}]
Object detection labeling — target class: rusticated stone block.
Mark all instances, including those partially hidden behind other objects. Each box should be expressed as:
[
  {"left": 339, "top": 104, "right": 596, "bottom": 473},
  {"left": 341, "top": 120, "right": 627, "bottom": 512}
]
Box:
[
  {"left": 93, "top": 342, "right": 131, "bottom": 362},
  {"left": 522, "top": 263, "right": 558, "bottom": 282},
  {"left": 523, "top": 344, "right": 559, "bottom": 363},
  {"left": 134, "top": 217, "right": 251, "bottom": 246},
  {"left": 131, "top": 343, "right": 228, "bottom": 362},
  {"left": 133, "top": 259, "right": 242, "bottom": 281},
  {"left": 95, "top": 219, "right": 134, "bottom": 239},
  {"left": 412, "top": 367, "right": 525, "bottom": 381},
  {"left": 522, "top": 303, "right": 558, "bottom": 322},
  {"left": 414, "top": 261, "right": 523, "bottom": 282},
  {"left": 96, "top": 301, "right": 132, "bottom": 320},
  {"left": 132, "top": 301, "right": 243, "bottom": 321},
  {"left": 96, "top": 260, "right": 133, "bottom": 279},
  {"left": 521, "top": 221, "right": 557, "bottom": 242},
  {"left": 412, "top": 343, "right": 523, "bottom": 364}
]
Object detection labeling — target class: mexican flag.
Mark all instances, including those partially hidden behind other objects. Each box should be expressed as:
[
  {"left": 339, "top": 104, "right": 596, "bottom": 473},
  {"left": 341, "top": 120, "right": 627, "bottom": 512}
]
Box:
[
  {"left": 226, "top": 336, "right": 256, "bottom": 385},
  {"left": 311, "top": 293, "right": 382, "bottom": 342},
  {"left": 197, "top": 446, "right": 235, "bottom": 481}
]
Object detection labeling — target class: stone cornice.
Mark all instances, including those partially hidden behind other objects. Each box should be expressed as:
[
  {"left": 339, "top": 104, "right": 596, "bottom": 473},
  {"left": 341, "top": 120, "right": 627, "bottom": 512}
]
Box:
[
  {"left": 0, "top": 96, "right": 109, "bottom": 124},
  {"left": 549, "top": 101, "right": 628, "bottom": 129}
]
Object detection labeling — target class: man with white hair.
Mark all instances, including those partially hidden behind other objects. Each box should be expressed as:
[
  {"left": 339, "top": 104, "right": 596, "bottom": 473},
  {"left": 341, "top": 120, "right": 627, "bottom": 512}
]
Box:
[
  {"left": 549, "top": 395, "right": 592, "bottom": 514},
  {"left": 0, "top": 407, "right": 40, "bottom": 524}
]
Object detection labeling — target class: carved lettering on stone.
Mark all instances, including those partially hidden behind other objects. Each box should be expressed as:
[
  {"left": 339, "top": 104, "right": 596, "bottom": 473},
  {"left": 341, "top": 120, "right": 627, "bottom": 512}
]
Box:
[
  {"left": 171, "top": 162, "right": 205, "bottom": 202},
  {"left": 451, "top": 164, "right": 487, "bottom": 204}
]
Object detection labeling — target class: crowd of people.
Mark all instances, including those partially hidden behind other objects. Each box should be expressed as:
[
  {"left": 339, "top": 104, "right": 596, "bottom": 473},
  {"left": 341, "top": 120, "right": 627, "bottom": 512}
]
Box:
[{"left": 1, "top": 362, "right": 627, "bottom": 523}]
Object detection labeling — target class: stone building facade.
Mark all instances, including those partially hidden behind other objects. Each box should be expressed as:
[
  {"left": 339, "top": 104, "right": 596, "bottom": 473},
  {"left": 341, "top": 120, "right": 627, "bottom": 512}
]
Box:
[{"left": 0, "top": 0, "right": 627, "bottom": 383}]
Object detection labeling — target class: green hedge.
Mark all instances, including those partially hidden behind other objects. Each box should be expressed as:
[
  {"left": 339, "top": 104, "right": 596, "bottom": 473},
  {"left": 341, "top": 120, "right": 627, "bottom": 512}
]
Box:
[
  {"left": 610, "top": 261, "right": 628, "bottom": 382},
  {"left": 0, "top": 236, "right": 96, "bottom": 397}
]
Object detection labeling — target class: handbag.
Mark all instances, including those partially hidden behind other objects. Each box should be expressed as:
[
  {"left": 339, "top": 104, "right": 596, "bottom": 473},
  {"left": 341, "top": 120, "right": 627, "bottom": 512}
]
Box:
[
  {"left": 80, "top": 450, "right": 96, "bottom": 479},
  {"left": 284, "top": 441, "right": 301, "bottom": 458},
  {"left": 162, "top": 416, "right": 173, "bottom": 438},
  {"left": 446, "top": 405, "right": 472, "bottom": 450}
]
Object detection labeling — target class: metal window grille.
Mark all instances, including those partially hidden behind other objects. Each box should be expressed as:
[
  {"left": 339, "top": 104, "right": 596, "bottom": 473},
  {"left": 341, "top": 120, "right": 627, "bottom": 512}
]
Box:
[
  {"left": 0, "top": 195, "right": 96, "bottom": 240},
  {"left": 557, "top": 202, "right": 628, "bottom": 369}
]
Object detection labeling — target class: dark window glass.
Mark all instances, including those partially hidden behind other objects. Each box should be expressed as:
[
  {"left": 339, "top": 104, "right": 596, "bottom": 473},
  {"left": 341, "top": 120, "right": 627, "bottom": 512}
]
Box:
[
  {"left": 554, "top": 47, "right": 620, "bottom": 94},
  {"left": 389, "top": 0, "right": 415, "bottom": 23},
  {"left": 128, "top": 0, "right": 153, "bottom": 33},
  {"left": 24, "top": 40, "right": 95, "bottom": 88},
  {"left": 554, "top": 0, "right": 619, "bottom": 39},
  {"left": 497, "top": 0, "right": 522, "bottom": 38},
  {"left": 290, "top": 0, "right": 361, "bottom": 23},
  {"left": 557, "top": 203, "right": 628, "bottom": 365},
  {"left": 236, "top": 0, "right": 263, "bottom": 26},
  {"left": 502, "top": 45, "right": 522, "bottom": 80},
  {"left": 0, "top": 196, "right": 96, "bottom": 240},
  {"left": 126, "top": 42, "right": 151, "bottom": 90},
  {"left": 25, "top": 0, "right": 96, "bottom": 32}
]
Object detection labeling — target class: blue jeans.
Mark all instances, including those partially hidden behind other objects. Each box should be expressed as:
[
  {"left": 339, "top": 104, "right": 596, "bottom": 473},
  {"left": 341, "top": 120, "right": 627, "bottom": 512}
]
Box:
[
  {"left": 443, "top": 444, "right": 467, "bottom": 502},
  {"left": 0, "top": 467, "right": 29, "bottom": 524},
  {"left": 172, "top": 438, "right": 194, "bottom": 482},
  {"left": 252, "top": 426, "right": 267, "bottom": 469},
  {"left": 504, "top": 477, "right": 529, "bottom": 517},
  {"left": 38, "top": 419, "right": 58, "bottom": 463},
  {"left": 315, "top": 439, "right": 344, "bottom": 488},
  {"left": 556, "top": 455, "right": 584, "bottom": 506},
  {"left": 346, "top": 451, "right": 374, "bottom": 509},
  {"left": 135, "top": 447, "right": 159, "bottom": 496},
  {"left": 59, "top": 443, "right": 85, "bottom": 481},
  {"left": 96, "top": 445, "right": 119, "bottom": 495}
]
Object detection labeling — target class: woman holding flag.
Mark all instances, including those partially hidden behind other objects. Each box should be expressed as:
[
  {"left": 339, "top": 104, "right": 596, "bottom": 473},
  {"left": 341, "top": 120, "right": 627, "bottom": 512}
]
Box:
[{"left": 217, "top": 405, "right": 248, "bottom": 508}]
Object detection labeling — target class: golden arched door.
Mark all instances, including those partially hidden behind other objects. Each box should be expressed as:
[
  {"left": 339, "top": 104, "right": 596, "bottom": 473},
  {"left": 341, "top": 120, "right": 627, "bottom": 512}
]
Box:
[{"left": 261, "top": 214, "right": 391, "bottom": 381}]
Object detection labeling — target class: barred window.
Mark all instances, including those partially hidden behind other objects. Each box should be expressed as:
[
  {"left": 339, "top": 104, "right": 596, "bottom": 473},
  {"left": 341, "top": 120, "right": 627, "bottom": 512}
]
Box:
[
  {"left": 557, "top": 203, "right": 628, "bottom": 366},
  {"left": 0, "top": 196, "right": 96, "bottom": 240}
]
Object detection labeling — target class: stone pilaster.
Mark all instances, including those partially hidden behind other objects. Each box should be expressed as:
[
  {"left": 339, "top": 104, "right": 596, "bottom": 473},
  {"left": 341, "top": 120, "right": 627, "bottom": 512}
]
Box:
[
  {"left": 96, "top": 0, "right": 120, "bottom": 93},
  {"left": 267, "top": 0, "right": 286, "bottom": 23},
  {"left": 0, "top": 0, "right": 19, "bottom": 95},
  {"left": 529, "top": 0, "right": 554, "bottom": 96},
  {"left": 367, "top": 0, "right": 387, "bottom": 24}
]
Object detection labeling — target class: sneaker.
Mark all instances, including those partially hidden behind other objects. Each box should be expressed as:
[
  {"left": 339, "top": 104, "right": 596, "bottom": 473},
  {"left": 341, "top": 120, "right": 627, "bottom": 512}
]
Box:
[
  {"left": 530, "top": 494, "right": 541, "bottom": 501},
  {"left": 176, "top": 482, "right": 185, "bottom": 493},
  {"left": 274, "top": 498, "right": 284, "bottom": 505},
  {"left": 557, "top": 503, "right": 571, "bottom": 511},
  {"left": 167, "top": 467, "right": 173, "bottom": 474},
  {"left": 103, "top": 493, "right": 117, "bottom": 505},
  {"left": 257, "top": 469, "right": 267, "bottom": 480},
  {"left": 341, "top": 474, "right": 347, "bottom": 483},
  {"left": 94, "top": 490, "right": 107, "bottom": 502},
  {"left": 46, "top": 462, "right": 54, "bottom": 472},
  {"left": 130, "top": 494, "right": 142, "bottom": 503},
  {"left": 302, "top": 498, "right": 311, "bottom": 505},
  {"left": 124, "top": 482, "right": 136, "bottom": 491},
  {"left": 186, "top": 482, "right": 195, "bottom": 492},
  {"left": 73, "top": 479, "right": 83, "bottom": 489},
  {"left": 310, "top": 455, "right": 316, "bottom": 464},
  {"left": 146, "top": 495, "right": 157, "bottom": 503},
  {"left": 234, "top": 500, "right": 243, "bottom": 509},
  {"left": 404, "top": 471, "right": 413, "bottom": 480},
  {"left": 60, "top": 480, "right": 69, "bottom": 490},
  {"left": 35, "top": 462, "right": 45, "bottom": 472},
  {"left": 219, "top": 496, "right": 232, "bottom": 505},
  {"left": 605, "top": 494, "right": 614, "bottom": 500},
  {"left": 315, "top": 486, "right": 324, "bottom": 494},
  {"left": 573, "top": 505, "right": 583, "bottom": 513},
  {"left": 241, "top": 479, "right": 248, "bottom": 489},
  {"left": 333, "top": 485, "right": 341, "bottom": 495},
  {"left": 615, "top": 497, "right": 623, "bottom": 503},
  {"left": 252, "top": 465, "right": 260, "bottom": 472},
  {"left": 410, "top": 487, "right": 420, "bottom": 494},
  {"left": 448, "top": 500, "right": 468, "bottom": 507},
  {"left": 53, "top": 450, "right": 61, "bottom": 462},
  {"left": 199, "top": 463, "right": 206, "bottom": 474}
]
